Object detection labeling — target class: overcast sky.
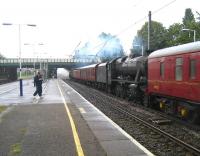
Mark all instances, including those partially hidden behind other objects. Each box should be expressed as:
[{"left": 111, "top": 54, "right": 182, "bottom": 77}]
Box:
[{"left": 0, "top": 0, "right": 199, "bottom": 58}]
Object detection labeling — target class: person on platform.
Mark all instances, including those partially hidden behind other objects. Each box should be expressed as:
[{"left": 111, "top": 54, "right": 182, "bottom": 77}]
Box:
[{"left": 33, "top": 72, "right": 43, "bottom": 98}]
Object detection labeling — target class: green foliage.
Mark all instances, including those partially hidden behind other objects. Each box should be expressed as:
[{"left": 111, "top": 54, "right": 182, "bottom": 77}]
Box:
[
  {"left": 17, "top": 69, "right": 34, "bottom": 79},
  {"left": 132, "top": 8, "right": 200, "bottom": 53},
  {"left": 0, "top": 106, "right": 7, "bottom": 113},
  {"left": 183, "top": 8, "right": 195, "bottom": 27},
  {"left": 166, "top": 23, "right": 184, "bottom": 46},
  {"left": 181, "top": 9, "right": 200, "bottom": 43},
  {"left": 196, "top": 11, "right": 200, "bottom": 22},
  {"left": 135, "top": 21, "right": 168, "bottom": 52},
  {"left": 10, "top": 143, "right": 22, "bottom": 155}
]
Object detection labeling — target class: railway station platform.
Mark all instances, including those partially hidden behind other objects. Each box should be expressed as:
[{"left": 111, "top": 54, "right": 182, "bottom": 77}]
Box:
[{"left": 0, "top": 79, "right": 154, "bottom": 156}]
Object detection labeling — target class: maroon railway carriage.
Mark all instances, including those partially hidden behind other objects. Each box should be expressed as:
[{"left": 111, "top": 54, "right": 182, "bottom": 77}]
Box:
[
  {"left": 73, "top": 64, "right": 98, "bottom": 83},
  {"left": 148, "top": 41, "right": 200, "bottom": 122},
  {"left": 71, "top": 69, "right": 81, "bottom": 80}
]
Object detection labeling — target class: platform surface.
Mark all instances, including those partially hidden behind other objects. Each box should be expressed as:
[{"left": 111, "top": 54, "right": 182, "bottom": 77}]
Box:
[{"left": 0, "top": 79, "right": 154, "bottom": 156}]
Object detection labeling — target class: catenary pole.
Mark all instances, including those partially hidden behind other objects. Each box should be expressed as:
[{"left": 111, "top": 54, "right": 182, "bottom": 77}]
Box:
[{"left": 148, "top": 11, "right": 151, "bottom": 51}]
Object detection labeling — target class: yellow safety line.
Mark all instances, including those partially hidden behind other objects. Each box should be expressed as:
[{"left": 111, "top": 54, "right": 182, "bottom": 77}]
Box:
[{"left": 57, "top": 81, "right": 85, "bottom": 156}]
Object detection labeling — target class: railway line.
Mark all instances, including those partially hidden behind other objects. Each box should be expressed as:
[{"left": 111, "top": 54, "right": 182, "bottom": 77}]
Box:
[
  {"left": 0, "top": 82, "right": 18, "bottom": 95},
  {"left": 65, "top": 80, "right": 200, "bottom": 156},
  {"left": 0, "top": 79, "right": 9, "bottom": 85},
  {"left": 108, "top": 100, "right": 200, "bottom": 156},
  {"left": 0, "top": 80, "right": 31, "bottom": 96}
]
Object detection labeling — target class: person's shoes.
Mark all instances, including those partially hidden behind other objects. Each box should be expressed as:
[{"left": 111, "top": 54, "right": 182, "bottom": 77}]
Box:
[{"left": 33, "top": 96, "right": 37, "bottom": 101}]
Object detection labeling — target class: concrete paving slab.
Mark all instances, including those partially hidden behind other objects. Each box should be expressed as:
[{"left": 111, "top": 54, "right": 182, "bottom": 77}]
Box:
[
  {"left": 72, "top": 101, "right": 94, "bottom": 108},
  {"left": 101, "top": 140, "right": 147, "bottom": 156},
  {"left": 92, "top": 129, "right": 128, "bottom": 141},
  {"left": 87, "top": 121, "right": 117, "bottom": 130},
  {"left": 82, "top": 115, "right": 108, "bottom": 122}
]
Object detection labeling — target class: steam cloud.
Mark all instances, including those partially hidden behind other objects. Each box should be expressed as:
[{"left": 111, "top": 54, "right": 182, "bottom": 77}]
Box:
[{"left": 74, "top": 32, "right": 124, "bottom": 61}]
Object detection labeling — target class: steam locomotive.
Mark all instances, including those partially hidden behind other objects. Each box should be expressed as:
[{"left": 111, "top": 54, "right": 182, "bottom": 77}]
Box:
[{"left": 70, "top": 41, "right": 200, "bottom": 124}]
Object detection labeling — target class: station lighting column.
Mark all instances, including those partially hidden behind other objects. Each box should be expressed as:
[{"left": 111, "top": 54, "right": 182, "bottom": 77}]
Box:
[{"left": 2, "top": 23, "right": 37, "bottom": 96}]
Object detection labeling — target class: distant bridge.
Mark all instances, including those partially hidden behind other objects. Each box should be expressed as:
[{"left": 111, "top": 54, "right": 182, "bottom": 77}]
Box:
[
  {"left": 0, "top": 58, "right": 99, "bottom": 79},
  {"left": 0, "top": 58, "right": 98, "bottom": 68}
]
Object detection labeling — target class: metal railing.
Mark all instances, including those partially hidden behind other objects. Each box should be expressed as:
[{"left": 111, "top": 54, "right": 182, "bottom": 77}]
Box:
[{"left": 0, "top": 58, "right": 98, "bottom": 64}]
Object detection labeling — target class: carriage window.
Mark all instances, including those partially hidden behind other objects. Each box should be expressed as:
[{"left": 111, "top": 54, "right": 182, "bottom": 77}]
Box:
[
  {"left": 190, "top": 59, "right": 196, "bottom": 79},
  {"left": 175, "top": 58, "right": 183, "bottom": 81},
  {"left": 160, "top": 62, "right": 164, "bottom": 78}
]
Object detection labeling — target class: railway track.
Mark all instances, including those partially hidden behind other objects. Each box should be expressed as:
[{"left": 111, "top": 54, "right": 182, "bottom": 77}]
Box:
[
  {"left": 106, "top": 101, "right": 200, "bottom": 156},
  {"left": 0, "top": 80, "right": 31, "bottom": 95},
  {"left": 0, "top": 79, "right": 10, "bottom": 85},
  {"left": 64, "top": 80, "right": 200, "bottom": 156}
]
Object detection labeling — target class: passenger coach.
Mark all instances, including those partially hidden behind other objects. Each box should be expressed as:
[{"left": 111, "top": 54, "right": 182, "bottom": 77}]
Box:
[{"left": 148, "top": 41, "right": 200, "bottom": 123}]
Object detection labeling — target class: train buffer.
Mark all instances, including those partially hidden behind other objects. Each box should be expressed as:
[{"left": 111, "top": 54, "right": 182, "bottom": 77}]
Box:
[{"left": 0, "top": 79, "right": 154, "bottom": 156}]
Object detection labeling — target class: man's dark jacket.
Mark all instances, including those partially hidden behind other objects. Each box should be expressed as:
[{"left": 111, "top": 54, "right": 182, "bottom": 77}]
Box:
[{"left": 34, "top": 75, "right": 43, "bottom": 87}]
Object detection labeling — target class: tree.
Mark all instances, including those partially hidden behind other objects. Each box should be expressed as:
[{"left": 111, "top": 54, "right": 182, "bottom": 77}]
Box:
[
  {"left": 196, "top": 11, "right": 200, "bottom": 22},
  {"left": 134, "top": 21, "right": 167, "bottom": 52},
  {"left": 166, "top": 23, "right": 184, "bottom": 46},
  {"left": 132, "top": 8, "right": 199, "bottom": 51},
  {"left": 181, "top": 9, "right": 200, "bottom": 43},
  {"left": 183, "top": 8, "right": 195, "bottom": 27}
]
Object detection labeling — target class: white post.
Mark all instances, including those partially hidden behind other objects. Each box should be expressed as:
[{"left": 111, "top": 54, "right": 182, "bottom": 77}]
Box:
[
  {"left": 194, "top": 30, "right": 196, "bottom": 42},
  {"left": 18, "top": 24, "right": 22, "bottom": 79}
]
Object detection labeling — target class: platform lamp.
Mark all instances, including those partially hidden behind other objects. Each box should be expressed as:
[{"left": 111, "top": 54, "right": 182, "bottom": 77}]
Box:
[
  {"left": 37, "top": 43, "right": 44, "bottom": 71},
  {"left": 24, "top": 43, "right": 43, "bottom": 77},
  {"left": 2, "top": 23, "right": 37, "bottom": 96}
]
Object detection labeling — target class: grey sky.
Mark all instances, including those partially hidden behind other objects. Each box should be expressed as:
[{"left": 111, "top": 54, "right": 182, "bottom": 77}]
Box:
[{"left": 0, "top": 0, "right": 199, "bottom": 58}]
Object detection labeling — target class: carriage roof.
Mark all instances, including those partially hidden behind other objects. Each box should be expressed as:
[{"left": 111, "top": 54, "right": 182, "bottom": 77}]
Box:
[{"left": 148, "top": 41, "right": 200, "bottom": 59}]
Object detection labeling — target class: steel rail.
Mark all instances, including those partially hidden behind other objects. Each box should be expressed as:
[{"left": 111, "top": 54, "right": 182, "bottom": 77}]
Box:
[{"left": 112, "top": 104, "right": 200, "bottom": 156}]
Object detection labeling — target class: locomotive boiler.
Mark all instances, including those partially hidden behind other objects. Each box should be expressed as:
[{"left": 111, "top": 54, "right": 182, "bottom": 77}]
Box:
[
  {"left": 114, "top": 55, "right": 148, "bottom": 81},
  {"left": 107, "top": 54, "right": 148, "bottom": 101}
]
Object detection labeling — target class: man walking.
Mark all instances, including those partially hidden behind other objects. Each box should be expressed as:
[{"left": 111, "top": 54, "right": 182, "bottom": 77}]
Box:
[{"left": 33, "top": 72, "right": 43, "bottom": 97}]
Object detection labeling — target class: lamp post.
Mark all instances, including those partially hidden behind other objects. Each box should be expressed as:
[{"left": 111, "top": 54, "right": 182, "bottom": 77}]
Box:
[
  {"left": 37, "top": 43, "right": 44, "bottom": 70},
  {"left": 182, "top": 28, "right": 196, "bottom": 42},
  {"left": 24, "top": 43, "right": 43, "bottom": 76},
  {"left": 2, "top": 23, "right": 36, "bottom": 96}
]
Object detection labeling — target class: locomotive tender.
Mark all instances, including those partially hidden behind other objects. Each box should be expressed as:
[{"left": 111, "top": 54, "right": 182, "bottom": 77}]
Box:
[{"left": 70, "top": 41, "right": 200, "bottom": 124}]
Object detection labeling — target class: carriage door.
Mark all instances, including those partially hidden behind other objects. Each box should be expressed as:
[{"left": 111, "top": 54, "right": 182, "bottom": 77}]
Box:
[{"left": 165, "top": 58, "right": 174, "bottom": 94}]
